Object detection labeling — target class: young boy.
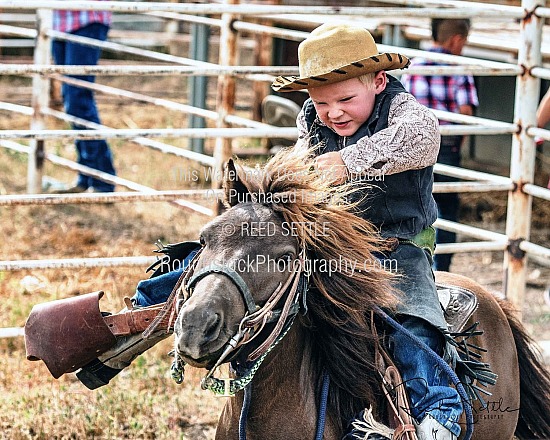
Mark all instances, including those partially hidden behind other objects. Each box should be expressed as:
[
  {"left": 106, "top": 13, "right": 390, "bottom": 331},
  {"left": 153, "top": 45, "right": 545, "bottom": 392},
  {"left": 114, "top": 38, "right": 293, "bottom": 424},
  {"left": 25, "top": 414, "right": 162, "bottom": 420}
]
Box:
[{"left": 272, "top": 23, "right": 462, "bottom": 440}]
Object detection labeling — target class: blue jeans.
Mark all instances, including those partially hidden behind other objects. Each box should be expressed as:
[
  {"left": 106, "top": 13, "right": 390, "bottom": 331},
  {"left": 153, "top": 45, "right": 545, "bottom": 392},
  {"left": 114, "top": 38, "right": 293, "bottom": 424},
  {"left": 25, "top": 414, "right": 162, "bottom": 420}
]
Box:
[
  {"left": 52, "top": 23, "right": 116, "bottom": 192},
  {"left": 378, "top": 244, "right": 462, "bottom": 436},
  {"left": 132, "top": 250, "right": 197, "bottom": 306},
  {"left": 390, "top": 317, "right": 462, "bottom": 437}
]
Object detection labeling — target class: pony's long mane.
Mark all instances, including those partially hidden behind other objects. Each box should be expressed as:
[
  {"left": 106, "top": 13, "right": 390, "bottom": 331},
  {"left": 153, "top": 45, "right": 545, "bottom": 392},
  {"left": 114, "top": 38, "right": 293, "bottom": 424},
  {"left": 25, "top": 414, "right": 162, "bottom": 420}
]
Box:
[{"left": 226, "top": 147, "right": 400, "bottom": 430}]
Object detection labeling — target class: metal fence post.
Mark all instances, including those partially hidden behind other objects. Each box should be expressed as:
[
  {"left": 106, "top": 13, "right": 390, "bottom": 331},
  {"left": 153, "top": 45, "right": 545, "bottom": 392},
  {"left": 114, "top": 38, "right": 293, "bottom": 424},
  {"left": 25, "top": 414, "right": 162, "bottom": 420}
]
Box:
[
  {"left": 188, "top": 20, "right": 210, "bottom": 154},
  {"left": 212, "top": 0, "right": 238, "bottom": 214},
  {"left": 504, "top": 0, "right": 542, "bottom": 317},
  {"left": 28, "top": 8, "right": 52, "bottom": 194}
]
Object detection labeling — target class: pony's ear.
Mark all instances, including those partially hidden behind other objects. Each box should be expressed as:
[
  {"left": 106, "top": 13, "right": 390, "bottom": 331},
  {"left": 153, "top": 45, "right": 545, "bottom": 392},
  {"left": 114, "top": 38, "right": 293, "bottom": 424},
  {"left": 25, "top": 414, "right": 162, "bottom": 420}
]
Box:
[{"left": 223, "top": 158, "right": 250, "bottom": 207}]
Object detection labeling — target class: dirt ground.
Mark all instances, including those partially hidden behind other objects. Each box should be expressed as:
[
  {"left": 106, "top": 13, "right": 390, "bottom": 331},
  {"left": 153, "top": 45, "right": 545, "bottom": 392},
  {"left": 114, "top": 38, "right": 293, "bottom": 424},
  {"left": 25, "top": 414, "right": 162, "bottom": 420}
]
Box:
[{"left": 0, "top": 66, "right": 549, "bottom": 438}]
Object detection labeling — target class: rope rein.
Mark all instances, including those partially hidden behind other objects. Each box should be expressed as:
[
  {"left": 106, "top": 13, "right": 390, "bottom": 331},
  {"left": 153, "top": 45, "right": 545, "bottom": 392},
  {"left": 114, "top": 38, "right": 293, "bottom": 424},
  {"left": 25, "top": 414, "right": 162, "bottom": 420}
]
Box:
[{"left": 375, "top": 307, "right": 475, "bottom": 440}]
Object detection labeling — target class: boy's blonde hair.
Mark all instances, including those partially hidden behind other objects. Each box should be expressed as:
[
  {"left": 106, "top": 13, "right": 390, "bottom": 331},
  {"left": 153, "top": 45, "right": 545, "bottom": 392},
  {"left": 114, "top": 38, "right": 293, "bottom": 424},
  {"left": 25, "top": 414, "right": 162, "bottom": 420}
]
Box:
[{"left": 358, "top": 72, "right": 377, "bottom": 90}]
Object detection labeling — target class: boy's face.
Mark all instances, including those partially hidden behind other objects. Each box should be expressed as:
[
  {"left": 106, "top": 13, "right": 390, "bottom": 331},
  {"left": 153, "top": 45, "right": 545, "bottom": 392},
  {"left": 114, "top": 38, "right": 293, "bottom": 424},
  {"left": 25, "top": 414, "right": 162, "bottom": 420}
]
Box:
[{"left": 308, "top": 72, "right": 386, "bottom": 137}]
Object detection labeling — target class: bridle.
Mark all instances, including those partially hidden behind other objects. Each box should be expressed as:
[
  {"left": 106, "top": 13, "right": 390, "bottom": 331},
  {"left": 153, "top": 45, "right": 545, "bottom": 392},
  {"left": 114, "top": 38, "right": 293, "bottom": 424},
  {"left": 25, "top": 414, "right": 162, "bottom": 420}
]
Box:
[
  {"left": 143, "top": 243, "right": 330, "bottom": 440},
  {"left": 148, "top": 245, "right": 310, "bottom": 396}
]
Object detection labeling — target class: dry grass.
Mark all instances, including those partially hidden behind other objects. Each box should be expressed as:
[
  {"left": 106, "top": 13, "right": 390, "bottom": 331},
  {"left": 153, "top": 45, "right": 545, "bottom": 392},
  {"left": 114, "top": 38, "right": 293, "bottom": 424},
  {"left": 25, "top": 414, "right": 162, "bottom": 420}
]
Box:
[
  {"left": 0, "top": 73, "right": 227, "bottom": 439},
  {"left": 0, "top": 337, "right": 224, "bottom": 440}
]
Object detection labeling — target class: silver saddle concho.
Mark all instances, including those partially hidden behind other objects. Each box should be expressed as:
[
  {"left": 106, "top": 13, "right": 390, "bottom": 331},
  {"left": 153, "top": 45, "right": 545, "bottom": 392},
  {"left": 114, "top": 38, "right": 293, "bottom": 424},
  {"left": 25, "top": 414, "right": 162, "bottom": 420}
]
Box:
[{"left": 436, "top": 283, "right": 479, "bottom": 333}]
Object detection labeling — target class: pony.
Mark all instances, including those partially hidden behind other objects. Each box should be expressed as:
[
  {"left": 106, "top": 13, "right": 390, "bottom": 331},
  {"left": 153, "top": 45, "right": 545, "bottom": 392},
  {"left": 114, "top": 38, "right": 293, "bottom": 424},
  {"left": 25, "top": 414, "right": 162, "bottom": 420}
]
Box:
[{"left": 171, "top": 146, "right": 550, "bottom": 440}]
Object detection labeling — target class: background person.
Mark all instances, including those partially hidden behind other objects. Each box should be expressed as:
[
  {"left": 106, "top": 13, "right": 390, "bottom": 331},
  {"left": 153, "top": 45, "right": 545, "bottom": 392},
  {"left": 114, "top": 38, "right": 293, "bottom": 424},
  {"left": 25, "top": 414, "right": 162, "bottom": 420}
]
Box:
[
  {"left": 51, "top": 0, "right": 116, "bottom": 193},
  {"left": 401, "top": 18, "right": 479, "bottom": 272}
]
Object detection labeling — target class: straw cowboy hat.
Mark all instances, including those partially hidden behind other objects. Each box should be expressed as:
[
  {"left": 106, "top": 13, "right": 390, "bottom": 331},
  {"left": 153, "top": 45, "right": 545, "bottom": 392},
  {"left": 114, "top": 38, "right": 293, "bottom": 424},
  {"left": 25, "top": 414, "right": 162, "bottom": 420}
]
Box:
[{"left": 272, "top": 23, "right": 409, "bottom": 92}]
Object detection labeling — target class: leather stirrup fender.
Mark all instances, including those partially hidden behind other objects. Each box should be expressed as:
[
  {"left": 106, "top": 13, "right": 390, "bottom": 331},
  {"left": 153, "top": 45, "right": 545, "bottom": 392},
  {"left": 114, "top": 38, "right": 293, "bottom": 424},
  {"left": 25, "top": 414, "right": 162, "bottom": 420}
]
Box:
[{"left": 24, "top": 291, "right": 117, "bottom": 379}]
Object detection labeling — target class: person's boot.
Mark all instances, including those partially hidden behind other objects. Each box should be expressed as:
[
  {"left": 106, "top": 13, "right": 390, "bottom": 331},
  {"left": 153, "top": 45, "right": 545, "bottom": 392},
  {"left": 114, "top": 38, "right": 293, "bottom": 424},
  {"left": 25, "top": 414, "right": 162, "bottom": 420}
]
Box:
[
  {"left": 413, "top": 414, "right": 457, "bottom": 440},
  {"left": 76, "top": 330, "right": 170, "bottom": 389}
]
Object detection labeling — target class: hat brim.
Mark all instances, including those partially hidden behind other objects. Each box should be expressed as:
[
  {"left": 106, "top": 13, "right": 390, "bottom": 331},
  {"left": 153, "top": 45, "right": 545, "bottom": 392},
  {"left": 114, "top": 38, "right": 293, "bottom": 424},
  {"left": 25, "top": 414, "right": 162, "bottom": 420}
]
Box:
[{"left": 272, "top": 52, "right": 409, "bottom": 92}]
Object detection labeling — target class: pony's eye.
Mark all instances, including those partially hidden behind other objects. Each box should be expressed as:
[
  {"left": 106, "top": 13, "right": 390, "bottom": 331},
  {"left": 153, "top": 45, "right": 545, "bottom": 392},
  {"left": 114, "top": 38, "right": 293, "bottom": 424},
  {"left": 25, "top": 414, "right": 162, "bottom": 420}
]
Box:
[
  {"left": 199, "top": 235, "right": 206, "bottom": 246},
  {"left": 277, "top": 253, "right": 293, "bottom": 271}
]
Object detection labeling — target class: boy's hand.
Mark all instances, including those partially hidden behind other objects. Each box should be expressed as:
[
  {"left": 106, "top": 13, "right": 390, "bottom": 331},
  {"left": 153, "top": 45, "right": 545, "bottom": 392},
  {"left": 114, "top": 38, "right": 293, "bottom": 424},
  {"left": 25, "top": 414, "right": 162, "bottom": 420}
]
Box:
[{"left": 315, "top": 152, "right": 348, "bottom": 184}]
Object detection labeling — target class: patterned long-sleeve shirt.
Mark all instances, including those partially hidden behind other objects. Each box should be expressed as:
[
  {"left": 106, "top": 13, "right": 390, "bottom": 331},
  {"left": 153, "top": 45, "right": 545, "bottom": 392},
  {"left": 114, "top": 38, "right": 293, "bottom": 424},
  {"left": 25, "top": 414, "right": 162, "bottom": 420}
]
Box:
[
  {"left": 53, "top": 0, "right": 112, "bottom": 33},
  {"left": 295, "top": 92, "right": 440, "bottom": 177},
  {"left": 401, "top": 46, "right": 478, "bottom": 125}
]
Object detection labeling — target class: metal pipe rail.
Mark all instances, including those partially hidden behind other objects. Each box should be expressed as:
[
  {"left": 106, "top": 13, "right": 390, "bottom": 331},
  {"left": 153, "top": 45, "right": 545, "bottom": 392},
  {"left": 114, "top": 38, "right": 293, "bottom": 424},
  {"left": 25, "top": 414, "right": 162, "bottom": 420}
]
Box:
[
  {"left": 435, "top": 218, "right": 508, "bottom": 243},
  {"left": 0, "top": 101, "right": 34, "bottom": 116},
  {"left": 433, "top": 182, "right": 514, "bottom": 193},
  {"left": 430, "top": 220, "right": 550, "bottom": 260},
  {"left": 48, "top": 29, "right": 217, "bottom": 68},
  {"left": 0, "top": 64, "right": 298, "bottom": 76},
  {"left": 0, "top": 98, "right": 219, "bottom": 167},
  {"left": 523, "top": 183, "right": 550, "bottom": 202},
  {"left": 146, "top": 12, "right": 222, "bottom": 28},
  {"left": 44, "top": 107, "right": 270, "bottom": 169},
  {"left": 0, "top": 328, "right": 25, "bottom": 338},
  {"left": 0, "top": 127, "right": 299, "bottom": 141},
  {"left": 372, "top": 0, "right": 522, "bottom": 16},
  {"left": 0, "top": 23, "right": 37, "bottom": 38},
  {"left": 0, "top": 124, "right": 515, "bottom": 140},
  {"left": 0, "top": 63, "right": 521, "bottom": 77},
  {"left": 0, "top": 1, "right": 524, "bottom": 19},
  {"left": 435, "top": 241, "right": 508, "bottom": 254},
  {"left": 51, "top": 74, "right": 275, "bottom": 130},
  {"left": 0, "top": 189, "right": 222, "bottom": 206},
  {"left": 534, "top": 6, "right": 550, "bottom": 19},
  {"left": 519, "top": 240, "right": 550, "bottom": 260},
  {"left": 0, "top": 256, "right": 158, "bottom": 271},
  {"left": 44, "top": 107, "right": 218, "bottom": 167},
  {"left": 53, "top": 74, "right": 219, "bottom": 121},
  {"left": 434, "top": 164, "right": 512, "bottom": 183},
  {"left": 431, "top": 110, "right": 516, "bottom": 128},
  {"left": 527, "top": 126, "right": 550, "bottom": 142},
  {"left": 0, "top": 125, "right": 516, "bottom": 140},
  {"left": 520, "top": 66, "right": 550, "bottom": 82},
  {"left": 439, "top": 124, "right": 516, "bottom": 136}
]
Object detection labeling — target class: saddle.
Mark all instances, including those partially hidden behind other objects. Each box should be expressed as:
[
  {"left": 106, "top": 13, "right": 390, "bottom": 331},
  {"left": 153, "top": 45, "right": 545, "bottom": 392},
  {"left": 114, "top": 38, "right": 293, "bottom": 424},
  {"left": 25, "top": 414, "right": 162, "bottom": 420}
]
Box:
[{"left": 24, "top": 240, "right": 201, "bottom": 379}]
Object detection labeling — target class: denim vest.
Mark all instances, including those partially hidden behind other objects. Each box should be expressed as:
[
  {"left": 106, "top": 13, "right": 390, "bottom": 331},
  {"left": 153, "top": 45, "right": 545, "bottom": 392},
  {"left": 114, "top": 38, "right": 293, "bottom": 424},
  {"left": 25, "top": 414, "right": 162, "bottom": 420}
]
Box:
[{"left": 303, "top": 76, "right": 438, "bottom": 239}]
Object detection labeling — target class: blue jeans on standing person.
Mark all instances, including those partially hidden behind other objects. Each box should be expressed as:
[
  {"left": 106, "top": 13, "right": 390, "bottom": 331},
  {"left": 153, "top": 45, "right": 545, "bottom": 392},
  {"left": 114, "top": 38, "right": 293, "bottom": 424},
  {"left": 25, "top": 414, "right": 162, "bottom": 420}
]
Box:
[
  {"left": 433, "top": 136, "right": 462, "bottom": 272},
  {"left": 52, "top": 22, "right": 116, "bottom": 192}
]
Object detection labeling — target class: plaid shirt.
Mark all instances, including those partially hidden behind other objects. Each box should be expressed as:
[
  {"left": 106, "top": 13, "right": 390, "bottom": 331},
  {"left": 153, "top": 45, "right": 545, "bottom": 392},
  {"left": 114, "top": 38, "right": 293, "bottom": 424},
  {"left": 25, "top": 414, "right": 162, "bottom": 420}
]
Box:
[
  {"left": 53, "top": 0, "right": 112, "bottom": 33},
  {"left": 401, "top": 46, "right": 478, "bottom": 125}
]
